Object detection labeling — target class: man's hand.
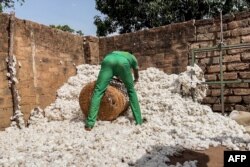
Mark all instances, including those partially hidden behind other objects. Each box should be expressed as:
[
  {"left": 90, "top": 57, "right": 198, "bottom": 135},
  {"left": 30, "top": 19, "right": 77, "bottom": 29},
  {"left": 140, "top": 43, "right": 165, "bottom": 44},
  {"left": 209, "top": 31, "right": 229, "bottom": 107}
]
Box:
[{"left": 133, "top": 68, "right": 139, "bottom": 84}]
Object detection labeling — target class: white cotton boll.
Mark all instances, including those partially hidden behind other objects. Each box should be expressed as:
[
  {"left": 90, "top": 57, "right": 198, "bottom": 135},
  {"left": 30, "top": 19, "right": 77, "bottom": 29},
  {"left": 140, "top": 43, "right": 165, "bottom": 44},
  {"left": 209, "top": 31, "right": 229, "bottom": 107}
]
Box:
[
  {"left": 10, "top": 109, "right": 25, "bottom": 128},
  {"left": 18, "top": 61, "right": 22, "bottom": 68},
  {"left": 8, "top": 80, "right": 12, "bottom": 87},
  {"left": 13, "top": 77, "right": 19, "bottom": 84},
  {"left": 6, "top": 72, "right": 10, "bottom": 77},
  {"left": 17, "top": 118, "right": 25, "bottom": 128},
  {"left": 28, "top": 107, "right": 48, "bottom": 126},
  {"left": 175, "top": 162, "right": 183, "bottom": 167},
  {"left": 10, "top": 66, "right": 16, "bottom": 75},
  {"left": 13, "top": 55, "right": 17, "bottom": 63},
  {"left": 17, "top": 95, "right": 21, "bottom": 102},
  {"left": 16, "top": 144, "right": 26, "bottom": 152},
  {"left": 183, "top": 160, "right": 198, "bottom": 167},
  {"left": 172, "top": 64, "right": 207, "bottom": 102},
  {"left": 222, "top": 138, "right": 237, "bottom": 149},
  {"left": 44, "top": 107, "right": 63, "bottom": 121}
]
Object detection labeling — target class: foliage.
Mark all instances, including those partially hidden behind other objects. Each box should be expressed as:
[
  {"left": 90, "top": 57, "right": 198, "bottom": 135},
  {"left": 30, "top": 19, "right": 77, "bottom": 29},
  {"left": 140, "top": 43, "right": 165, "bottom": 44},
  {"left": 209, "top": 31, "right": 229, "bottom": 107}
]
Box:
[
  {"left": 94, "top": 0, "right": 250, "bottom": 36},
  {"left": 76, "top": 30, "right": 84, "bottom": 36},
  {"left": 50, "top": 25, "right": 75, "bottom": 33},
  {"left": 49, "top": 24, "right": 84, "bottom": 36},
  {"left": 0, "top": 3, "right": 2, "bottom": 12},
  {"left": 0, "top": 0, "right": 24, "bottom": 10}
]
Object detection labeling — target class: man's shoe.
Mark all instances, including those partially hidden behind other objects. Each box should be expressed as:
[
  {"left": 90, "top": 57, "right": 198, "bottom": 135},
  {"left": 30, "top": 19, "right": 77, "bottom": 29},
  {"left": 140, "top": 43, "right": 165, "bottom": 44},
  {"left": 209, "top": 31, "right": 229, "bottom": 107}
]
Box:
[{"left": 84, "top": 125, "right": 92, "bottom": 131}]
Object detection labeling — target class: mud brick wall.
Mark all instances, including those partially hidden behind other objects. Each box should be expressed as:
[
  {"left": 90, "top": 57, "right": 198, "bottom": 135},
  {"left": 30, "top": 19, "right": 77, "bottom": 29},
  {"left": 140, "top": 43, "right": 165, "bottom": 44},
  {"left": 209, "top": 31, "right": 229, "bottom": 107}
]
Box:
[
  {"left": 0, "top": 14, "right": 13, "bottom": 129},
  {"left": 0, "top": 13, "right": 88, "bottom": 129},
  {"left": 83, "top": 36, "right": 99, "bottom": 64},
  {"left": 99, "top": 12, "right": 250, "bottom": 113},
  {"left": 99, "top": 20, "right": 195, "bottom": 74},
  {"left": 192, "top": 12, "right": 250, "bottom": 112},
  {"left": 1, "top": 11, "right": 250, "bottom": 129}
]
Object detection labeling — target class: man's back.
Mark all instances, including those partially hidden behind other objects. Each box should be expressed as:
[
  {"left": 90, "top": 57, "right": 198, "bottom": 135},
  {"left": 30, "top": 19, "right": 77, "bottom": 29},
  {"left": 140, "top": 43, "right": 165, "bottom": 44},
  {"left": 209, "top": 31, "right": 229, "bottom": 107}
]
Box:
[{"left": 107, "top": 51, "right": 138, "bottom": 69}]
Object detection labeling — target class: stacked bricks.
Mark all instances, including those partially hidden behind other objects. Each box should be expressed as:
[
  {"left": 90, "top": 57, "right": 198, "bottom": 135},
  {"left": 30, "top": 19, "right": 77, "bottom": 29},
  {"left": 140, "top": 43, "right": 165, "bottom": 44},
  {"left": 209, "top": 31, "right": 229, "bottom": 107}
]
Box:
[
  {"left": 15, "top": 19, "right": 86, "bottom": 121},
  {"left": 0, "top": 14, "right": 86, "bottom": 129},
  {"left": 99, "top": 20, "right": 195, "bottom": 74},
  {"left": 99, "top": 12, "right": 250, "bottom": 113},
  {"left": 193, "top": 12, "right": 250, "bottom": 112}
]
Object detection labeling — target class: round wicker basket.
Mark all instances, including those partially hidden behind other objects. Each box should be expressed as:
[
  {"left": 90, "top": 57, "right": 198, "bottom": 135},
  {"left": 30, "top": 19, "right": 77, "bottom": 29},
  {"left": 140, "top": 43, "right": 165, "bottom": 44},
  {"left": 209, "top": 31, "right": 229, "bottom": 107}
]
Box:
[{"left": 79, "top": 81, "right": 129, "bottom": 121}]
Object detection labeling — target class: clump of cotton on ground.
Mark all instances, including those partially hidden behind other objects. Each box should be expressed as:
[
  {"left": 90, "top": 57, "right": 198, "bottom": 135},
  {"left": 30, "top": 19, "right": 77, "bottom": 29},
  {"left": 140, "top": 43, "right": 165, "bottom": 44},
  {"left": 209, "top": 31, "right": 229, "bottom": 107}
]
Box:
[{"left": 0, "top": 64, "right": 250, "bottom": 167}]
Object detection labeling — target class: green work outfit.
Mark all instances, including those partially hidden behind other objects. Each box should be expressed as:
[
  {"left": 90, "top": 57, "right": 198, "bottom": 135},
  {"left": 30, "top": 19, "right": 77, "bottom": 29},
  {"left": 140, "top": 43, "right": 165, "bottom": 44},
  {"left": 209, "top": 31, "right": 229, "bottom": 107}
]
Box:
[{"left": 85, "top": 51, "right": 142, "bottom": 128}]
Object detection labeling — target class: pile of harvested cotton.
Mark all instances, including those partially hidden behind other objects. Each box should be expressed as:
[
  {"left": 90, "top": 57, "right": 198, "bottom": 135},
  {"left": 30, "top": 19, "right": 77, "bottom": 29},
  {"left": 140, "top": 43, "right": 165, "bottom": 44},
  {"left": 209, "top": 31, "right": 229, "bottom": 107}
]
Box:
[
  {"left": 171, "top": 64, "right": 207, "bottom": 102},
  {"left": 0, "top": 64, "right": 249, "bottom": 167}
]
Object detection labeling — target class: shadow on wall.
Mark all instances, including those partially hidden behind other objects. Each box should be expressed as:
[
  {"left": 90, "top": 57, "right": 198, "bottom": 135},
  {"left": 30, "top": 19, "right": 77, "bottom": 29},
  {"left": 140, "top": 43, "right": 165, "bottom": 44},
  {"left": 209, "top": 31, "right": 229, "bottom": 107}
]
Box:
[{"left": 133, "top": 145, "right": 210, "bottom": 167}]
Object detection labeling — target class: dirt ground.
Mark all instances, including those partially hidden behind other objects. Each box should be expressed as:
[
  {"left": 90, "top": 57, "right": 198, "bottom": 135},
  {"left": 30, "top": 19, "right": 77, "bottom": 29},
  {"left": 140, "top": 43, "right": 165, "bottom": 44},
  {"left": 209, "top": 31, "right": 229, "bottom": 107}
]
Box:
[{"left": 169, "top": 146, "right": 227, "bottom": 167}]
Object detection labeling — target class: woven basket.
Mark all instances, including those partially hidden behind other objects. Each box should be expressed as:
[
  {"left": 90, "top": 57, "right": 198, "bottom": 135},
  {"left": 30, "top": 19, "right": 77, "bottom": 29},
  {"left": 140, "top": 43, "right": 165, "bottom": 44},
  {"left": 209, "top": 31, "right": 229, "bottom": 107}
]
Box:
[{"left": 79, "top": 81, "right": 129, "bottom": 121}]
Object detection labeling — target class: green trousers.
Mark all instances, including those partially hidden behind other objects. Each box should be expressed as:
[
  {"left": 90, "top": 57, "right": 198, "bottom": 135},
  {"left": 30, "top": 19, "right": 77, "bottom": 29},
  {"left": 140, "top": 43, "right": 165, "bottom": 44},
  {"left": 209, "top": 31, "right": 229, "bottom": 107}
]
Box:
[{"left": 85, "top": 53, "right": 142, "bottom": 127}]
